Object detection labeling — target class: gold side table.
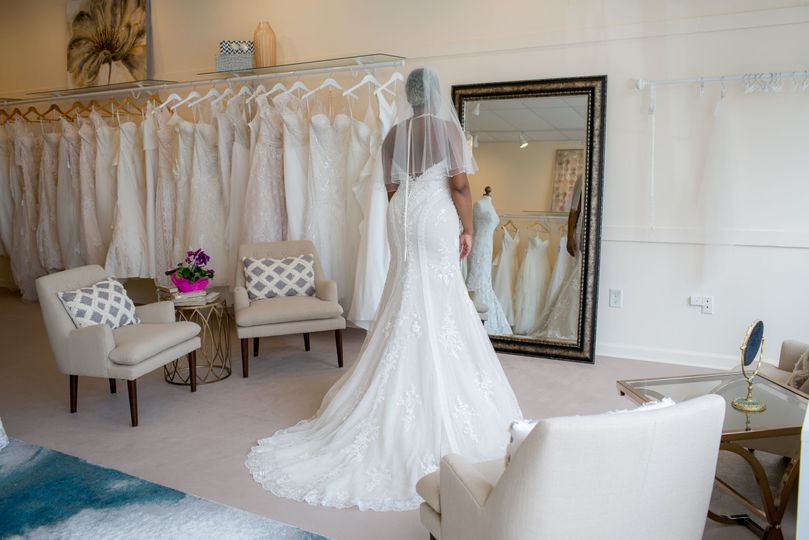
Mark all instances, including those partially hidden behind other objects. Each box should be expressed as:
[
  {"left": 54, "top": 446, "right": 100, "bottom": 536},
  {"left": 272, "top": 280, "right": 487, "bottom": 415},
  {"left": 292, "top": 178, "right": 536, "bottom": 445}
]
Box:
[{"left": 161, "top": 296, "right": 231, "bottom": 386}]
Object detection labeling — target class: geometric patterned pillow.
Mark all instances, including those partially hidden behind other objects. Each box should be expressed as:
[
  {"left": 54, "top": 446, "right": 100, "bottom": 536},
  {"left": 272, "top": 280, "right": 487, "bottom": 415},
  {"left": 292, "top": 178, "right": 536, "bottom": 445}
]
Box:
[
  {"left": 57, "top": 278, "right": 140, "bottom": 329},
  {"left": 243, "top": 255, "right": 316, "bottom": 300}
]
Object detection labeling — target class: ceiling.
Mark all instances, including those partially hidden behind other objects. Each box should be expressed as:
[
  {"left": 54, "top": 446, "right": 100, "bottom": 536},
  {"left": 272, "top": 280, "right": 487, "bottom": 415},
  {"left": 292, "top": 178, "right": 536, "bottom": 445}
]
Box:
[{"left": 463, "top": 95, "right": 588, "bottom": 144}]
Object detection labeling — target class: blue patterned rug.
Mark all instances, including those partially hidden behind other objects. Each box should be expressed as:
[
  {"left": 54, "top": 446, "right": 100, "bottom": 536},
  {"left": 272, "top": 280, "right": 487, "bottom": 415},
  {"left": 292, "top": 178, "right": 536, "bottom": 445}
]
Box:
[{"left": 0, "top": 439, "right": 327, "bottom": 539}]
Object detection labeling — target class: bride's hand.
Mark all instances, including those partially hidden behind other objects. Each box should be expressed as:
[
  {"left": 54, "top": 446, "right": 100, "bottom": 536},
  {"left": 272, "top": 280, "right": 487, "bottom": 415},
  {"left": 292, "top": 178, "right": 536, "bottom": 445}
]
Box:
[{"left": 459, "top": 233, "right": 473, "bottom": 260}]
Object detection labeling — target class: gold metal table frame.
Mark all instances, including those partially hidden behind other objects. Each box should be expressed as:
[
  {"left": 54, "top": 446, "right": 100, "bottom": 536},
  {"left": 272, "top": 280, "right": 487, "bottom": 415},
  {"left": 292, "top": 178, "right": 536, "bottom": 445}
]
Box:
[
  {"left": 617, "top": 372, "right": 805, "bottom": 540},
  {"left": 162, "top": 297, "right": 231, "bottom": 386}
]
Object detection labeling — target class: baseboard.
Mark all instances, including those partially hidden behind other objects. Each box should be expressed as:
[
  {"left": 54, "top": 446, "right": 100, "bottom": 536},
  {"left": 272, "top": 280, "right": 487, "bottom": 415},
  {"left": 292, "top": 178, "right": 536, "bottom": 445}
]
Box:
[{"left": 596, "top": 341, "right": 739, "bottom": 370}]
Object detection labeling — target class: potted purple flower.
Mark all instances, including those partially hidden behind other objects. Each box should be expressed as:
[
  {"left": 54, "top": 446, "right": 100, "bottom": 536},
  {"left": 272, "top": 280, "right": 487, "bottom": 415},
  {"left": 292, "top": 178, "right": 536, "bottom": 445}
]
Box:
[{"left": 166, "top": 249, "right": 215, "bottom": 293}]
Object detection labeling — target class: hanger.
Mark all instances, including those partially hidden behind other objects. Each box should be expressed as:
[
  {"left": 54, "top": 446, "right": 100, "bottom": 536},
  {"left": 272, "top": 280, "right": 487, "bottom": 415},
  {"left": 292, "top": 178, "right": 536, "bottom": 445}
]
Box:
[
  {"left": 170, "top": 90, "right": 201, "bottom": 111},
  {"left": 280, "top": 80, "right": 312, "bottom": 98},
  {"left": 188, "top": 87, "right": 220, "bottom": 107},
  {"left": 302, "top": 78, "right": 345, "bottom": 100},
  {"left": 255, "top": 81, "right": 289, "bottom": 102},
  {"left": 502, "top": 219, "right": 518, "bottom": 235},
  {"left": 375, "top": 72, "right": 404, "bottom": 96},
  {"left": 529, "top": 219, "right": 551, "bottom": 236},
  {"left": 157, "top": 92, "right": 184, "bottom": 111},
  {"left": 245, "top": 84, "right": 267, "bottom": 105},
  {"left": 343, "top": 74, "right": 391, "bottom": 99},
  {"left": 212, "top": 86, "right": 233, "bottom": 106}
]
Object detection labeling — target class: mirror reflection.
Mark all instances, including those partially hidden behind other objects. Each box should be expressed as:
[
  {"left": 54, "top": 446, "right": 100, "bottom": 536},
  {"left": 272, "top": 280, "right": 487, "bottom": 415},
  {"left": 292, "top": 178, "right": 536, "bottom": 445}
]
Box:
[{"left": 461, "top": 95, "right": 588, "bottom": 343}]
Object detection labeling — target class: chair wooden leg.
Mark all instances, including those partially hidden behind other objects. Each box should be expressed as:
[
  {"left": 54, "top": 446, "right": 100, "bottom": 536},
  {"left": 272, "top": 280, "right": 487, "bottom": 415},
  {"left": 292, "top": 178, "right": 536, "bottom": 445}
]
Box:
[
  {"left": 109, "top": 378, "right": 117, "bottom": 394},
  {"left": 69, "top": 375, "right": 78, "bottom": 413},
  {"left": 335, "top": 329, "right": 344, "bottom": 368},
  {"left": 240, "top": 338, "right": 249, "bottom": 378},
  {"left": 127, "top": 379, "right": 138, "bottom": 427},
  {"left": 188, "top": 350, "right": 197, "bottom": 392},
  {"left": 430, "top": 535, "right": 437, "bottom": 540},
  {"left": 253, "top": 337, "right": 259, "bottom": 357},
  {"left": 304, "top": 332, "right": 310, "bottom": 351}
]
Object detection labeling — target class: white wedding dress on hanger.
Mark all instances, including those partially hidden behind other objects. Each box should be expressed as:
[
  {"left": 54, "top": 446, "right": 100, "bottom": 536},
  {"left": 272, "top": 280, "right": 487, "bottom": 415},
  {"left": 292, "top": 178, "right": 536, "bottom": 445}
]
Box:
[
  {"left": 77, "top": 119, "right": 106, "bottom": 266},
  {"left": 492, "top": 228, "right": 518, "bottom": 326},
  {"left": 105, "top": 121, "right": 148, "bottom": 278},
  {"left": 187, "top": 116, "right": 227, "bottom": 286},
  {"left": 36, "top": 131, "right": 62, "bottom": 272},
  {"left": 305, "top": 110, "right": 351, "bottom": 304},
  {"left": 170, "top": 113, "right": 194, "bottom": 264},
  {"left": 466, "top": 195, "right": 512, "bottom": 336},
  {"left": 11, "top": 121, "right": 45, "bottom": 302},
  {"left": 243, "top": 97, "right": 286, "bottom": 244},
  {"left": 142, "top": 107, "right": 158, "bottom": 277},
  {"left": 513, "top": 235, "right": 550, "bottom": 335},
  {"left": 276, "top": 94, "right": 308, "bottom": 242},
  {"left": 90, "top": 111, "right": 118, "bottom": 251},
  {"left": 57, "top": 118, "right": 83, "bottom": 269},
  {"left": 227, "top": 96, "right": 250, "bottom": 282},
  {"left": 347, "top": 93, "right": 395, "bottom": 328},
  {"left": 153, "top": 109, "right": 176, "bottom": 284}
]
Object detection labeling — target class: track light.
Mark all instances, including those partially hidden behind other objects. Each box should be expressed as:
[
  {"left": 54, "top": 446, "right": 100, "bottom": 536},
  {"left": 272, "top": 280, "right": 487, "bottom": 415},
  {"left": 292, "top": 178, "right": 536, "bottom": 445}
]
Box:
[
  {"left": 472, "top": 134, "right": 479, "bottom": 148},
  {"left": 519, "top": 133, "right": 528, "bottom": 148},
  {"left": 473, "top": 102, "right": 480, "bottom": 116}
]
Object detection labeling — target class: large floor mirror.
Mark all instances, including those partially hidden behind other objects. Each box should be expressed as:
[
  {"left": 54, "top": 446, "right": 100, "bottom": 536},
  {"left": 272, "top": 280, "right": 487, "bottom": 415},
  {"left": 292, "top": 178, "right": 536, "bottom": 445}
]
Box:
[{"left": 452, "top": 76, "right": 606, "bottom": 363}]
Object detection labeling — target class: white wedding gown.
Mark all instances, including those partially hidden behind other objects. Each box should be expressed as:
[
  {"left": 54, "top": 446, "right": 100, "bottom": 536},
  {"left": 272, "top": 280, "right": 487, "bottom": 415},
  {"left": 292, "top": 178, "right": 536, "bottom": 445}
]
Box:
[
  {"left": 77, "top": 119, "right": 106, "bottom": 266},
  {"left": 466, "top": 196, "right": 512, "bottom": 336},
  {"left": 276, "top": 94, "right": 308, "bottom": 242},
  {"left": 170, "top": 113, "right": 194, "bottom": 264},
  {"left": 57, "top": 118, "right": 83, "bottom": 269},
  {"left": 104, "top": 121, "right": 148, "bottom": 278},
  {"left": 492, "top": 228, "right": 518, "bottom": 326},
  {"left": 186, "top": 119, "right": 227, "bottom": 286},
  {"left": 227, "top": 96, "right": 250, "bottom": 283},
  {"left": 142, "top": 108, "right": 158, "bottom": 277},
  {"left": 90, "top": 111, "right": 118, "bottom": 251},
  {"left": 36, "top": 132, "right": 62, "bottom": 272},
  {"left": 246, "top": 164, "right": 522, "bottom": 511},
  {"left": 305, "top": 112, "right": 351, "bottom": 305},
  {"left": 347, "top": 94, "right": 395, "bottom": 329},
  {"left": 513, "top": 235, "right": 550, "bottom": 335},
  {"left": 153, "top": 109, "right": 177, "bottom": 284}
]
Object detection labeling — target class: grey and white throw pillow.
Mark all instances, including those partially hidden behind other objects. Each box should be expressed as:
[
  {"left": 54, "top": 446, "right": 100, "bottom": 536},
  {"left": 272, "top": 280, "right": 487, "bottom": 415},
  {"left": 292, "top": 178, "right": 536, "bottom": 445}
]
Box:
[
  {"left": 787, "top": 348, "right": 809, "bottom": 392},
  {"left": 58, "top": 279, "right": 140, "bottom": 329},
  {"left": 243, "top": 255, "right": 316, "bottom": 300}
]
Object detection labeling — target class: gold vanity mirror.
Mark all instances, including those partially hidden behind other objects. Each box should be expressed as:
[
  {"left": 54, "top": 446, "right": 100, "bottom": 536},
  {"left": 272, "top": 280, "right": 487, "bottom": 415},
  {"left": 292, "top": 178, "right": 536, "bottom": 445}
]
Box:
[
  {"left": 732, "top": 319, "right": 767, "bottom": 412},
  {"left": 453, "top": 76, "right": 606, "bottom": 363}
]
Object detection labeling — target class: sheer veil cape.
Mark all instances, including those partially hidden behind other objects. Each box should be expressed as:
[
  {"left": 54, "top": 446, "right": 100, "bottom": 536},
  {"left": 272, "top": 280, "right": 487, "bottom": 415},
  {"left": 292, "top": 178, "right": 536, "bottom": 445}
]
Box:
[{"left": 382, "top": 68, "right": 477, "bottom": 191}]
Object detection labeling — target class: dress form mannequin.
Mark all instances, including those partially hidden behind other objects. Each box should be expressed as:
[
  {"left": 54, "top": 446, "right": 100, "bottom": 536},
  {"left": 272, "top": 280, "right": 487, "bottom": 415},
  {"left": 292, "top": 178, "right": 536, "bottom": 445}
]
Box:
[{"left": 466, "top": 187, "right": 512, "bottom": 335}]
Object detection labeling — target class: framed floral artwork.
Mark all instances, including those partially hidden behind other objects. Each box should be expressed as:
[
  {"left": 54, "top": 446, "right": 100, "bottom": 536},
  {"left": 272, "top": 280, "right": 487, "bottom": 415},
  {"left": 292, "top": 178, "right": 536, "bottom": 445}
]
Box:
[
  {"left": 551, "top": 149, "right": 585, "bottom": 212},
  {"left": 66, "top": 0, "right": 151, "bottom": 88}
]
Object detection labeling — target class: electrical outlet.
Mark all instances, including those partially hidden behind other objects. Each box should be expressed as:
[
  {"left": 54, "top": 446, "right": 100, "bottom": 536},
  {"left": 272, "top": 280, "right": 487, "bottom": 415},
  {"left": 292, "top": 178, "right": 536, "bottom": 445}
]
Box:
[
  {"left": 701, "top": 296, "right": 714, "bottom": 315},
  {"left": 609, "top": 288, "right": 623, "bottom": 308}
]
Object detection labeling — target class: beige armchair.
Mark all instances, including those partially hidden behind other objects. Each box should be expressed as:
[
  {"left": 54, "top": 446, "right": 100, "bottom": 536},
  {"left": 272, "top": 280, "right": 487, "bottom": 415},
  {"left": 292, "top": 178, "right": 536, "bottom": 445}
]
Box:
[
  {"left": 758, "top": 339, "right": 809, "bottom": 389},
  {"left": 233, "top": 241, "right": 346, "bottom": 377},
  {"left": 36, "top": 265, "right": 201, "bottom": 426},
  {"left": 417, "top": 395, "right": 725, "bottom": 540}
]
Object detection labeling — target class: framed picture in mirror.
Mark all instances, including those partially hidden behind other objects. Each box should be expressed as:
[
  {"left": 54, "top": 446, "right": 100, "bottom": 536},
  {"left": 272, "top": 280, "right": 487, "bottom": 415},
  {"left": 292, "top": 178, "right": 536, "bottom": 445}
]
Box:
[{"left": 453, "top": 76, "right": 606, "bottom": 363}]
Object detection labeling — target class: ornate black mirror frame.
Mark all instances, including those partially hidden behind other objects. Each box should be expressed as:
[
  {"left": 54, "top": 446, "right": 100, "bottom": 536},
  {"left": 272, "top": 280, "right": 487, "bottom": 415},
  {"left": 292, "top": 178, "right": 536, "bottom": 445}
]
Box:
[{"left": 452, "top": 75, "right": 607, "bottom": 363}]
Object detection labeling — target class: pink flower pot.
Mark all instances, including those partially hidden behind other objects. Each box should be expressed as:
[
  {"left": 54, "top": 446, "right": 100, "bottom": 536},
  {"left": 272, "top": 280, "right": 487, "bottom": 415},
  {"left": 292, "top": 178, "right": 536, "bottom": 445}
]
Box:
[{"left": 170, "top": 274, "right": 209, "bottom": 293}]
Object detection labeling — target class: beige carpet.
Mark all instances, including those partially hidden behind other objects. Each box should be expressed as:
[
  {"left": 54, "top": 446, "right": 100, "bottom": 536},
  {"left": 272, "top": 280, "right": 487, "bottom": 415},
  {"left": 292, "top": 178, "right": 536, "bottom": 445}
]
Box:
[{"left": 0, "top": 287, "right": 796, "bottom": 539}]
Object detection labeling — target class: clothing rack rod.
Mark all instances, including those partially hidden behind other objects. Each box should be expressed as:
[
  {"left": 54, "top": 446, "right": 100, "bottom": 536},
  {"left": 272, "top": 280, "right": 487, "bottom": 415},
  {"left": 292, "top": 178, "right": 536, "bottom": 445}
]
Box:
[
  {"left": 0, "top": 58, "right": 405, "bottom": 109},
  {"left": 635, "top": 69, "right": 809, "bottom": 90}
]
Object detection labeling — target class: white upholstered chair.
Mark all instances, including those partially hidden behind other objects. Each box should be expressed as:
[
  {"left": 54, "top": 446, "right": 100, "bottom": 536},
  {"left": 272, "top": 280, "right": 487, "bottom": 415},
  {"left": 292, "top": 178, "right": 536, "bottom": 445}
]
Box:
[
  {"left": 233, "top": 241, "right": 346, "bottom": 377},
  {"left": 417, "top": 394, "right": 726, "bottom": 540},
  {"left": 758, "top": 339, "right": 809, "bottom": 390},
  {"left": 36, "top": 265, "right": 201, "bottom": 426}
]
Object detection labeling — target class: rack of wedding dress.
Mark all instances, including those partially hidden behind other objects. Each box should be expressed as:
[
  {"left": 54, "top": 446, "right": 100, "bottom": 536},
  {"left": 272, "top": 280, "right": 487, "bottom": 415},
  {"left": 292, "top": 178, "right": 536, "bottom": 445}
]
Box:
[
  {"left": 489, "top": 212, "right": 579, "bottom": 337},
  {"left": 0, "top": 62, "right": 403, "bottom": 323}
]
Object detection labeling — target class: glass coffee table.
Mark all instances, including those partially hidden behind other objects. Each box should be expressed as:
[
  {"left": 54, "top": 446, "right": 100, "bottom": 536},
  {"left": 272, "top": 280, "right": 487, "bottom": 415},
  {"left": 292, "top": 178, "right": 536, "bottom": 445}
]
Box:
[{"left": 617, "top": 372, "right": 805, "bottom": 540}]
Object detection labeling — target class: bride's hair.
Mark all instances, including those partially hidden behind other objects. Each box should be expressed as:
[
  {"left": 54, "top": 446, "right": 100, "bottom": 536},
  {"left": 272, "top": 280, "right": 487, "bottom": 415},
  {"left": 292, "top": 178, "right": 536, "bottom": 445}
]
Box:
[{"left": 405, "top": 68, "right": 440, "bottom": 108}]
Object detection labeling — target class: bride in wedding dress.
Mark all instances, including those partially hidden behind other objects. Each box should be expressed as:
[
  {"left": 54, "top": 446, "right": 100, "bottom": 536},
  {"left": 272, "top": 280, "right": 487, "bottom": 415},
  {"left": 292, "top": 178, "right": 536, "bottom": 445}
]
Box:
[{"left": 246, "top": 68, "right": 522, "bottom": 511}]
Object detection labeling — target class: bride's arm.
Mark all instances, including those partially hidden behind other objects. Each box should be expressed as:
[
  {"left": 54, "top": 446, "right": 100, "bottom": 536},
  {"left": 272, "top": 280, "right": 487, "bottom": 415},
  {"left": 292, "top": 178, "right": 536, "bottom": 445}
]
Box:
[{"left": 450, "top": 172, "right": 473, "bottom": 260}]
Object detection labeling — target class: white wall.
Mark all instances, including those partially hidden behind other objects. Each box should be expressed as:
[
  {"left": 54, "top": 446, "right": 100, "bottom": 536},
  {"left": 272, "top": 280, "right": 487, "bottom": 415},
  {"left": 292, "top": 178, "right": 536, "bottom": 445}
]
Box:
[{"left": 2, "top": 0, "right": 809, "bottom": 369}]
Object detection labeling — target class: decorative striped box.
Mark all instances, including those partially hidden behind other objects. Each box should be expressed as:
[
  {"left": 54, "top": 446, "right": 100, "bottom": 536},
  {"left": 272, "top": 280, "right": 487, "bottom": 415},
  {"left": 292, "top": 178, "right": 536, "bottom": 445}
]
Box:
[
  {"left": 215, "top": 54, "right": 255, "bottom": 72},
  {"left": 219, "top": 40, "right": 254, "bottom": 55}
]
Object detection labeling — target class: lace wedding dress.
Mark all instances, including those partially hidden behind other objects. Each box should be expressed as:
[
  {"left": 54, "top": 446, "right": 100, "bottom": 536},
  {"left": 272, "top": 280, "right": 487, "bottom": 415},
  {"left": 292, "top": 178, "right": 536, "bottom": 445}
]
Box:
[
  {"left": 227, "top": 96, "right": 250, "bottom": 283},
  {"left": 77, "top": 119, "right": 106, "bottom": 266},
  {"left": 246, "top": 163, "right": 522, "bottom": 511},
  {"left": 170, "top": 113, "right": 194, "bottom": 264},
  {"left": 466, "top": 195, "right": 512, "bottom": 336},
  {"left": 90, "top": 111, "right": 118, "bottom": 250},
  {"left": 36, "top": 132, "right": 62, "bottom": 272},
  {"left": 513, "top": 235, "right": 550, "bottom": 335},
  {"left": 57, "top": 118, "right": 83, "bottom": 269},
  {"left": 492, "top": 228, "right": 518, "bottom": 326},
  {"left": 153, "top": 109, "right": 177, "bottom": 284},
  {"left": 276, "top": 94, "right": 308, "bottom": 242},
  {"left": 0, "top": 128, "right": 12, "bottom": 256}
]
